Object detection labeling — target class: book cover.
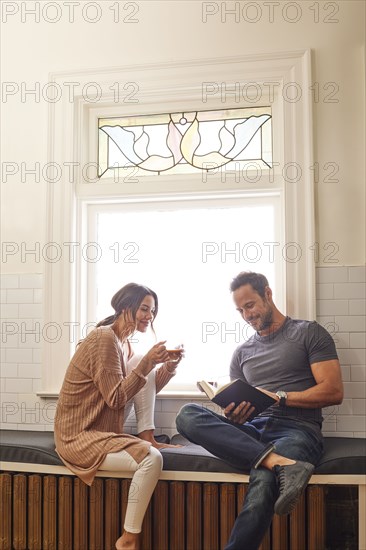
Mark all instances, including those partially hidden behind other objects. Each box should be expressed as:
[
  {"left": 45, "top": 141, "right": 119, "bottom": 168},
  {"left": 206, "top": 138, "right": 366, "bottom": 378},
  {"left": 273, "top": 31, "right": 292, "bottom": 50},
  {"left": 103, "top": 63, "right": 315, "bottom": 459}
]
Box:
[{"left": 197, "top": 379, "right": 276, "bottom": 421}]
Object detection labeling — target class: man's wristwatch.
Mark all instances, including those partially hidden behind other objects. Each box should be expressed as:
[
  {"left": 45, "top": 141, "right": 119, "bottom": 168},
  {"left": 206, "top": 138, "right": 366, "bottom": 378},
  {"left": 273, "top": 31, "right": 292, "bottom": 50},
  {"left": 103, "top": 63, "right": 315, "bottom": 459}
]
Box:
[{"left": 276, "top": 391, "right": 288, "bottom": 407}]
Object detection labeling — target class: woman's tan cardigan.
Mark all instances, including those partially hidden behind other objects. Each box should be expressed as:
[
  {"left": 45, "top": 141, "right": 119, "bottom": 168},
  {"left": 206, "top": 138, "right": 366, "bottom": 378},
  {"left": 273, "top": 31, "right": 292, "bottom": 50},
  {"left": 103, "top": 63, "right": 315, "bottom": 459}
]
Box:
[{"left": 54, "top": 326, "right": 175, "bottom": 485}]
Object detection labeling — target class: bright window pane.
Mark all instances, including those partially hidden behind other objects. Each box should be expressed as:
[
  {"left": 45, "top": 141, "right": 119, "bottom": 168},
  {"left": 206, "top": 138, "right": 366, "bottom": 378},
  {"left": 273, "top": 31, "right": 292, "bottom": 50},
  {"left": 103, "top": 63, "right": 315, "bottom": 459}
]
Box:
[{"left": 93, "top": 199, "right": 280, "bottom": 389}]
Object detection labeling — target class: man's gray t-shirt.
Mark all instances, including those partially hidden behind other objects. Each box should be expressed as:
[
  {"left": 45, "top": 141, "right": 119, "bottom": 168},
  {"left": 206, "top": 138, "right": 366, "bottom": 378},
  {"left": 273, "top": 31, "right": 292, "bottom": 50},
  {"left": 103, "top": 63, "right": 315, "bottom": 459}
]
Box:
[{"left": 229, "top": 317, "right": 339, "bottom": 427}]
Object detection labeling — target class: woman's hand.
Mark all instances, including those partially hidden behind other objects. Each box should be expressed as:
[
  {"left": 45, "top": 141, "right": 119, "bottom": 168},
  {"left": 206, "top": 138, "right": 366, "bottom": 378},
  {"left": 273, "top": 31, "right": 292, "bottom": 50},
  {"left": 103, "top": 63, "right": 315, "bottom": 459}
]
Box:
[
  {"left": 138, "top": 341, "right": 170, "bottom": 376},
  {"left": 165, "top": 346, "right": 185, "bottom": 373}
]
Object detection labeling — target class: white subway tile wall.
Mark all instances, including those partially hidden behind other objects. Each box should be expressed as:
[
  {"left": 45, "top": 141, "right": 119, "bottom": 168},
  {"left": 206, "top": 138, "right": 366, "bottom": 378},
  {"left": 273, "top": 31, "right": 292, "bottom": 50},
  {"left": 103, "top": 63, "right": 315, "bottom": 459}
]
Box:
[
  {"left": 316, "top": 267, "right": 366, "bottom": 437},
  {"left": 0, "top": 274, "right": 46, "bottom": 431},
  {"left": 1, "top": 267, "right": 365, "bottom": 437}
]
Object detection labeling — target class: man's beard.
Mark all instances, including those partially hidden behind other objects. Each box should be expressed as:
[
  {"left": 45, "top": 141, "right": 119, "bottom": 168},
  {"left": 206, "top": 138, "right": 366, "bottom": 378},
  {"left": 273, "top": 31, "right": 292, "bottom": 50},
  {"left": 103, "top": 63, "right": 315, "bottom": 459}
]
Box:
[{"left": 256, "top": 308, "right": 273, "bottom": 332}]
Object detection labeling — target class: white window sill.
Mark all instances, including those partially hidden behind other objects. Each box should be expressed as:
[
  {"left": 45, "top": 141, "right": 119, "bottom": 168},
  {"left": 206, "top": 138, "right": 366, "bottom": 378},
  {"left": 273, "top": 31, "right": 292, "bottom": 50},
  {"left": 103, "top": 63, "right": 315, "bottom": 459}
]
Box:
[
  {"left": 157, "top": 390, "right": 207, "bottom": 400},
  {"left": 36, "top": 390, "right": 207, "bottom": 400}
]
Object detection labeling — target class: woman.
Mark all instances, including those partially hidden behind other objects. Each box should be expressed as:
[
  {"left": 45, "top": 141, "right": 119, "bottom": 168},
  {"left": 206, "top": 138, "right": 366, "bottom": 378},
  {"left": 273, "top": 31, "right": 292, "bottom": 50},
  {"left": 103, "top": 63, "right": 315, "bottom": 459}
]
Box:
[{"left": 54, "top": 283, "right": 183, "bottom": 550}]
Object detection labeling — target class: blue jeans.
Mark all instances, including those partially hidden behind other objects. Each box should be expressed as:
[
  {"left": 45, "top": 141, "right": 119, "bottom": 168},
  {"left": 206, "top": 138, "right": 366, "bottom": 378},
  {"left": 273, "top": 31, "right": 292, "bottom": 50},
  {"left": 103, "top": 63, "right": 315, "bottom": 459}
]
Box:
[{"left": 176, "top": 403, "right": 324, "bottom": 550}]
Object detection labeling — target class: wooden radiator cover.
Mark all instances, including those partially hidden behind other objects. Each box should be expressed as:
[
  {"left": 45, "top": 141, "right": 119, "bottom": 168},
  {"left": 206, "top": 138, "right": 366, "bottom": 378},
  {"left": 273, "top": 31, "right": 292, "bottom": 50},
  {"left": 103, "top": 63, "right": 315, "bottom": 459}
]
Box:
[{"left": 0, "top": 472, "right": 326, "bottom": 550}]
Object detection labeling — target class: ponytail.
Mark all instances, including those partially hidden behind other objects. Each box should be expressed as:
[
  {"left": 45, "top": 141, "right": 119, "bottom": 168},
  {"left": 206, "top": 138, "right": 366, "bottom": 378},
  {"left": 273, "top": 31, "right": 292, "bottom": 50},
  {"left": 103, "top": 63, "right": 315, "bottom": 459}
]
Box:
[{"left": 96, "top": 314, "right": 117, "bottom": 328}]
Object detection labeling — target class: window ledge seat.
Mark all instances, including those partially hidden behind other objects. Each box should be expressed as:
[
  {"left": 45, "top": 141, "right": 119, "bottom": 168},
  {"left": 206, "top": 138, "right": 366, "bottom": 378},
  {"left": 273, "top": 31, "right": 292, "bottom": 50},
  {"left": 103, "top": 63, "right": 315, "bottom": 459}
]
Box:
[{"left": 1, "top": 430, "right": 365, "bottom": 550}]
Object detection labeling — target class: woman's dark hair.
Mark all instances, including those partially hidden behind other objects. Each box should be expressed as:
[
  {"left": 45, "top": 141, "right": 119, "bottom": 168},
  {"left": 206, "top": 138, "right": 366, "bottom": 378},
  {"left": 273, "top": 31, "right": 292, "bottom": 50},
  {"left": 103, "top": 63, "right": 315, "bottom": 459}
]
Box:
[
  {"left": 96, "top": 283, "right": 158, "bottom": 328},
  {"left": 230, "top": 272, "right": 269, "bottom": 298}
]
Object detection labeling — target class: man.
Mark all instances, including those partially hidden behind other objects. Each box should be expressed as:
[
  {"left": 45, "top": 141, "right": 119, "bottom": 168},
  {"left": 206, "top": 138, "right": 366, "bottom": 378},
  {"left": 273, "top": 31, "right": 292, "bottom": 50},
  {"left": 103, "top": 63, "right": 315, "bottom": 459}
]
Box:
[{"left": 176, "top": 271, "right": 343, "bottom": 550}]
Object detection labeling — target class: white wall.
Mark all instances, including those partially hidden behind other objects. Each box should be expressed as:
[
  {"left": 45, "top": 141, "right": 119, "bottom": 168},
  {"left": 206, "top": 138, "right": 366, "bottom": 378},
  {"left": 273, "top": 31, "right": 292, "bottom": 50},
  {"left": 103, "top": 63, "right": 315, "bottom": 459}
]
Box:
[
  {"left": 1, "top": 0, "right": 365, "bottom": 270},
  {"left": 1, "top": 1, "right": 365, "bottom": 435}
]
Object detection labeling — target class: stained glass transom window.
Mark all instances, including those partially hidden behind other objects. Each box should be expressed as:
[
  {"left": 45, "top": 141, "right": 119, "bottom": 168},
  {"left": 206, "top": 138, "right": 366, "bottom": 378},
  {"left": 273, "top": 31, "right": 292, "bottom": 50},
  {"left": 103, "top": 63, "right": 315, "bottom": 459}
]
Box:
[{"left": 98, "top": 107, "right": 272, "bottom": 177}]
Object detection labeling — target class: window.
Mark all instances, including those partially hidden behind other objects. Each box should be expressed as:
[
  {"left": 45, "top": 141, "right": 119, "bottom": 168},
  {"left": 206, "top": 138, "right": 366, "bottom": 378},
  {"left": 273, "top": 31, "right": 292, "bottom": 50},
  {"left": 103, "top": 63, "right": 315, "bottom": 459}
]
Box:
[
  {"left": 91, "top": 105, "right": 277, "bottom": 390},
  {"left": 98, "top": 107, "right": 272, "bottom": 177},
  {"left": 40, "top": 52, "right": 315, "bottom": 396},
  {"left": 85, "top": 194, "right": 282, "bottom": 389}
]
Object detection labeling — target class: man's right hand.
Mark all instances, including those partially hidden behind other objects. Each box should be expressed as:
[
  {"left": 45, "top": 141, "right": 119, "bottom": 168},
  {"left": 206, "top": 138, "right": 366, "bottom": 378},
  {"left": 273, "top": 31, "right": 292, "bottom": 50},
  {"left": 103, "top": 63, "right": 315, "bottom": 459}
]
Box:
[{"left": 224, "top": 401, "right": 255, "bottom": 424}]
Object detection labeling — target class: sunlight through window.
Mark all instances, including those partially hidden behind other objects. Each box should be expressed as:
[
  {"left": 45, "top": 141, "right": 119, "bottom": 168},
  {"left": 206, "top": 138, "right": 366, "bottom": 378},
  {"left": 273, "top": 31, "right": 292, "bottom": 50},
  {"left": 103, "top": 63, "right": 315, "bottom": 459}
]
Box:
[{"left": 91, "top": 198, "right": 280, "bottom": 389}]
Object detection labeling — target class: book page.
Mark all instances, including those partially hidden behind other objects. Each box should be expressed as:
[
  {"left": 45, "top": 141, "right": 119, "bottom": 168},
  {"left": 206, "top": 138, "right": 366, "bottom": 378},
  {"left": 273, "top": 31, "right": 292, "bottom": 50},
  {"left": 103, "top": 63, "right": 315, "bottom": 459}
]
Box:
[{"left": 196, "top": 380, "right": 215, "bottom": 399}]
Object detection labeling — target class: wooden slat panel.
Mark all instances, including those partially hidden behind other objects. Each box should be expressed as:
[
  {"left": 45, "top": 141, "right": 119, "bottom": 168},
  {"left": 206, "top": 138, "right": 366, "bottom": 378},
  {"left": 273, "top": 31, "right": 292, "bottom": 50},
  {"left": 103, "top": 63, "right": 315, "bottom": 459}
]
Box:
[
  {"left": 141, "top": 499, "right": 152, "bottom": 550},
  {"left": 120, "top": 478, "right": 131, "bottom": 532},
  {"left": 186, "top": 482, "right": 202, "bottom": 550},
  {"left": 104, "top": 479, "right": 120, "bottom": 550},
  {"left": 27, "top": 475, "right": 42, "bottom": 549},
  {"left": 203, "top": 483, "right": 219, "bottom": 550},
  {"left": 236, "top": 483, "right": 247, "bottom": 513},
  {"left": 13, "top": 474, "right": 27, "bottom": 550},
  {"left": 42, "top": 476, "right": 57, "bottom": 550},
  {"left": 73, "top": 478, "right": 88, "bottom": 550},
  {"left": 272, "top": 514, "right": 288, "bottom": 550},
  {"left": 307, "top": 486, "right": 325, "bottom": 550},
  {"left": 0, "top": 473, "right": 12, "bottom": 550},
  {"left": 170, "top": 481, "right": 185, "bottom": 550},
  {"left": 258, "top": 528, "right": 271, "bottom": 550},
  {"left": 220, "top": 483, "right": 236, "bottom": 550},
  {"left": 58, "top": 476, "right": 73, "bottom": 550},
  {"left": 89, "top": 478, "right": 104, "bottom": 550},
  {"left": 152, "top": 481, "right": 169, "bottom": 550},
  {"left": 290, "top": 493, "right": 306, "bottom": 550},
  {"left": 0, "top": 470, "right": 335, "bottom": 550}
]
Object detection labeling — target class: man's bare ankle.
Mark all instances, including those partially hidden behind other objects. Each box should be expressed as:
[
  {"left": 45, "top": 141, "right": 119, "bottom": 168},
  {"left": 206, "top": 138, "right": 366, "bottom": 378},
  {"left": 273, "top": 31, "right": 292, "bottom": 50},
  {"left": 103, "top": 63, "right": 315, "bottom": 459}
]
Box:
[{"left": 261, "top": 452, "right": 296, "bottom": 470}]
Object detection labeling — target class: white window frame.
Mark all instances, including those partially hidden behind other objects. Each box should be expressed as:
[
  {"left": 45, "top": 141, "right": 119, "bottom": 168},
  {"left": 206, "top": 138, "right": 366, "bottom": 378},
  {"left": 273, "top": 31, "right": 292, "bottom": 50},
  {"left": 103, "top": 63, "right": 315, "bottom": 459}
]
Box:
[{"left": 39, "top": 51, "right": 315, "bottom": 396}]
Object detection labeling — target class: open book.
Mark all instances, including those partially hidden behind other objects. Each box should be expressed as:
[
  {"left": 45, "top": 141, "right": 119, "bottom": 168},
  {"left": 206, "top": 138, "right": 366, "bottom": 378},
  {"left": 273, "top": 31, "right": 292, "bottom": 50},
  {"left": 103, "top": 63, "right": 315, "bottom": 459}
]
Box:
[{"left": 197, "top": 379, "right": 276, "bottom": 421}]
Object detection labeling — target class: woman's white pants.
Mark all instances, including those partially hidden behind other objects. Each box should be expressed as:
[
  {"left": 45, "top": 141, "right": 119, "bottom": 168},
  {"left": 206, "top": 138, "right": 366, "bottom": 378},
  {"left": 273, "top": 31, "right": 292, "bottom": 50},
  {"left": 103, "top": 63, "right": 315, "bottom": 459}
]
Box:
[
  {"left": 99, "top": 446, "right": 162, "bottom": 533},
  {"left": 99, "top": 354, "right": 161, "bottom": 533}
]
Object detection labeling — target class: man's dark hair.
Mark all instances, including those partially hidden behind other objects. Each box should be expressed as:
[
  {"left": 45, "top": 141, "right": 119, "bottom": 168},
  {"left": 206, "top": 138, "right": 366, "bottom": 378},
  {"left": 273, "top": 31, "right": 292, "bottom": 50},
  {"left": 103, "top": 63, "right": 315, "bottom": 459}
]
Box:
[{"left": 230, "top": 272, "right": 269, "bottom": 298}]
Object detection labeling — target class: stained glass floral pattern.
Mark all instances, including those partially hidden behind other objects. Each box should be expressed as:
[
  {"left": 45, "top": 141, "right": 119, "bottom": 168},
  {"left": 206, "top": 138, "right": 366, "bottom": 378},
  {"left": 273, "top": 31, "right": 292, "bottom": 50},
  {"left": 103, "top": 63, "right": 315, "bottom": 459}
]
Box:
[{"left": 98, "top": 108, "right": 272, "bottom": 177}]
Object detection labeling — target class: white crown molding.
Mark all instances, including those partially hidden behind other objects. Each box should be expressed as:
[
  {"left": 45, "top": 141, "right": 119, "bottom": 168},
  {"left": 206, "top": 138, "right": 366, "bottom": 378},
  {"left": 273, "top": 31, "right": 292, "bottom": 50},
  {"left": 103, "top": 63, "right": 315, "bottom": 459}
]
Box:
[{"left": 49, "top": 50, "right": 309, "bottom": 78}]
